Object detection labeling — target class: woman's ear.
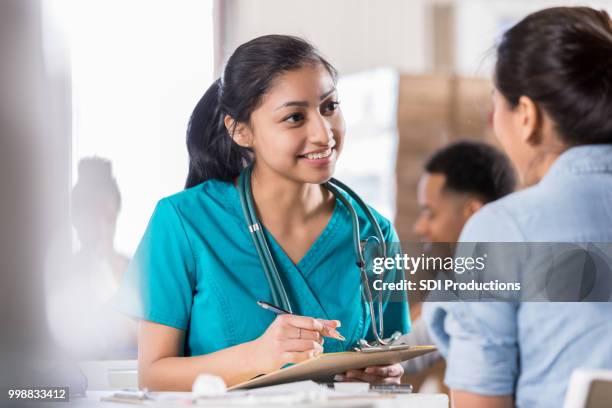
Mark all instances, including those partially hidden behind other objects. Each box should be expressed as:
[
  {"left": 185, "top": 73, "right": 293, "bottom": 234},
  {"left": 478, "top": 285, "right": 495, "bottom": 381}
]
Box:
[
  {"left": 224, "top": 115, "right": 253, "bottom": 147},
  {"left": 516, "top": 95, "right": 541, "bottom": 145}
]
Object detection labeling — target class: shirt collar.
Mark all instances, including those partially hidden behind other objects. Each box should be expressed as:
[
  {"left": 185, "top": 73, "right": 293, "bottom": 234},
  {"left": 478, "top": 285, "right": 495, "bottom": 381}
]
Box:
[{"left": 543, "top": 144, "right": 612, "bottom": 181}]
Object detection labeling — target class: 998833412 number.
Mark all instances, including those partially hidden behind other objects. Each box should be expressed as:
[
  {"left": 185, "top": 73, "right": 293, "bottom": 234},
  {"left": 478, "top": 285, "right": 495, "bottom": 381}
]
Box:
[{"left": 6, "top": 387, "right": 69, "bottom": 402}]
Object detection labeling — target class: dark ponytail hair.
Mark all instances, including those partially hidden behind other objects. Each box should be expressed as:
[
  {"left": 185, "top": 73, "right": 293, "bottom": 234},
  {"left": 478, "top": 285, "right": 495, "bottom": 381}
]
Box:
[
  {"left": 185, "top": 35, "right": 337, "bottom": 188},
  {"left": 495, "top": 7, "right": 612, "bottom": 146}
]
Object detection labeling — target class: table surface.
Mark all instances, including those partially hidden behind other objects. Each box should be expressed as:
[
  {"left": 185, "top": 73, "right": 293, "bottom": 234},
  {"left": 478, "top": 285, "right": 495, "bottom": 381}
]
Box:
[{"left": 61, "top": 390, "right": 449, "bottom": 408}]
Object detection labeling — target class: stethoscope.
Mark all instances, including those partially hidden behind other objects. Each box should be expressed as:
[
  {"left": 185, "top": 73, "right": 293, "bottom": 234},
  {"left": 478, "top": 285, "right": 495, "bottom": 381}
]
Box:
[{"left": 237, "top": 165, "right": 406, "bottom": 349}]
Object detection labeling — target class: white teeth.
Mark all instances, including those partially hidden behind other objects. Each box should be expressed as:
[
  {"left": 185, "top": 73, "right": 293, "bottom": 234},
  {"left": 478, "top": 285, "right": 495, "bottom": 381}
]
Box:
[{"left": 304, "top": 149, "right": 332, "bottom": 160}]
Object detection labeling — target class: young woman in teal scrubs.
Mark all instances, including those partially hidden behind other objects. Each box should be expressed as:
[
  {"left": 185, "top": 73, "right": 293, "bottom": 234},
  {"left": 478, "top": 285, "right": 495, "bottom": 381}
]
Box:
[{"left": 117, "top": 35, "right": 410, "bottom": 390}]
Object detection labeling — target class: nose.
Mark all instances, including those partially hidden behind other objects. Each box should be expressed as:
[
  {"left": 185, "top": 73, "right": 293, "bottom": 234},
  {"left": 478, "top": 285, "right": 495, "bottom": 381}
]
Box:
[{"left": 309, "top": 113, "right": 334, "bottom": 146}]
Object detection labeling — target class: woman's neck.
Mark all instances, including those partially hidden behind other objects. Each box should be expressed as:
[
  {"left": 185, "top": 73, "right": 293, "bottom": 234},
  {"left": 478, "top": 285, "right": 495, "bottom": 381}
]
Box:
[
  {"left": 522, "top": 146, "right": 567, "bottom": 186},
  {"left": 250, "top": 165, "right": 332, "bottom": 231}
]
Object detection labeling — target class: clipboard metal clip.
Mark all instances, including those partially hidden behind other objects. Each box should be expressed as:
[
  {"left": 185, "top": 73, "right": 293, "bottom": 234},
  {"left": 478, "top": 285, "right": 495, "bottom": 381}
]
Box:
[{"left": 355, "top": 331, "right": 413, "bottom": 353}]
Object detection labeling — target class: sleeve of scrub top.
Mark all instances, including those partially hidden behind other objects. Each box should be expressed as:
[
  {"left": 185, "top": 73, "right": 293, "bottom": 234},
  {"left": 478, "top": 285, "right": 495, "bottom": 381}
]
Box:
[
  {"left": 424, "top": 204, "right": 522, "bottom": 396},
  {"left": 379, "top": 223, "right": 411, "bottom": 335},
  {"left": 114, "top": 198, "right": 196, "bottom": 331}
]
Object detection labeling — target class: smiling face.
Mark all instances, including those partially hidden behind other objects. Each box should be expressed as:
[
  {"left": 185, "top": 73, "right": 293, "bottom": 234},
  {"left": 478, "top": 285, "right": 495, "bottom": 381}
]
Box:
[{"left": 231, "top": 63, "right": 345, "bottom": 184}]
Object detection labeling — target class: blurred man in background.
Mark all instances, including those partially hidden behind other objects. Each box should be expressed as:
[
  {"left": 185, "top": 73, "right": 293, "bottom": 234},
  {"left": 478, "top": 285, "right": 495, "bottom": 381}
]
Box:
[
  {"left": 403, "top": 140, "right": 516, "bottom": 390},
  {"left": 414, "top": 140, "right": 517, "bottom": 243},
  {"left": 46, "top": 157, "right": 137, "bottom": 359}
]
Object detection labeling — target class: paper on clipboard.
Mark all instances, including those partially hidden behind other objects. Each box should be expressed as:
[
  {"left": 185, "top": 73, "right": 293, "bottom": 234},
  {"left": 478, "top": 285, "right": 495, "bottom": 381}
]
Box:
[{"left": 229, "top": 345, "right": 436, "bottom": 390}]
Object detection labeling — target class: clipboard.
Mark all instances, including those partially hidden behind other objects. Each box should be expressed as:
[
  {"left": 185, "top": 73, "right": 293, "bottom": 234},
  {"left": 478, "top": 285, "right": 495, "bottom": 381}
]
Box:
[{"left": 229, "top": 345, "right": 436, "bottom": 390}]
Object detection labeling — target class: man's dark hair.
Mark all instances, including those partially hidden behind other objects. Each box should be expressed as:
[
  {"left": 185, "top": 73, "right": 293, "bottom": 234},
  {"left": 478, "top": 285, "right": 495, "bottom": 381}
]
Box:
[{"left": 424, "top": 140, "right": 517, "bottom": 203}]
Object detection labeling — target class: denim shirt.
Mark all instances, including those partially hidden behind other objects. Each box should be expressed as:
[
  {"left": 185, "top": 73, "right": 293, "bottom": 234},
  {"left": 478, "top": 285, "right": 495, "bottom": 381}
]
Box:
[{"left": 423, "top": 145, "right": 612, "bottom": 408}]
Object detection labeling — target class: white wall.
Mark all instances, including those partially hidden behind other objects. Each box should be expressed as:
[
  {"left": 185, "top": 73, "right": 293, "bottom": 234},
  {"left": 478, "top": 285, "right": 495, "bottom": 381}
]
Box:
[
  {"left": 220, "top": 0, "right": 427, "bottom": 76},
  {"left": 222, "top": 0, "right": 612, "bottom": 78},
  {"left": 454, "top": 0, "right": 612, "bottom": 77}
]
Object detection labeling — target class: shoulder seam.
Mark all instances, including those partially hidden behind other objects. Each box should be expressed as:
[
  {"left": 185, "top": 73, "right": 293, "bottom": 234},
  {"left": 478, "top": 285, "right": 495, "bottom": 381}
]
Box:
[{"left": 162, "top": 198, "right": 198, "bottom": 282}]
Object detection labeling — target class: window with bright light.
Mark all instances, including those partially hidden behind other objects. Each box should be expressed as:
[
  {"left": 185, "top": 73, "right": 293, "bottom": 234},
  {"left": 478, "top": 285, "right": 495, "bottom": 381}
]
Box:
[
  {"left": 42, "top": 1, "right": 214, "bottom": 358},
  {"left": 55, "top": 0, "right": 214, "bottom": 256}
]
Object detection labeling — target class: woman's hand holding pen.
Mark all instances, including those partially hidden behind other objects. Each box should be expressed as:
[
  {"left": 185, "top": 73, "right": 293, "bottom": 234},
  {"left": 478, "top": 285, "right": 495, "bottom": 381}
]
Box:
[{"left": 250, "top": 314, "right": 343, "bottom": 373}]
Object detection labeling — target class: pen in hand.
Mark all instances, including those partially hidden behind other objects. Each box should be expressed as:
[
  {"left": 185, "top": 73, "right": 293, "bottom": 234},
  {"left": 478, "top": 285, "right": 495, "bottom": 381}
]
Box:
[{"left": 256, "top": 300, "right": 346, "bottom": 341}]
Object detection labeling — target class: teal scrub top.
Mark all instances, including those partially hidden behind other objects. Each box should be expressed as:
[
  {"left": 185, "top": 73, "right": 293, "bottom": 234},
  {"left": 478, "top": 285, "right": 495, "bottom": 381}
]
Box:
[{"left": 116, "top": 179, "right": 410, "bottom": 356}]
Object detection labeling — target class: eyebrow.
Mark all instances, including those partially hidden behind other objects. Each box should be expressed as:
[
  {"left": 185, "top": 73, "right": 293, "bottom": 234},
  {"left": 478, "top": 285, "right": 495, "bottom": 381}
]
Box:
[{"left": 274, "top": 87, "right": 337, "bottom": 111}]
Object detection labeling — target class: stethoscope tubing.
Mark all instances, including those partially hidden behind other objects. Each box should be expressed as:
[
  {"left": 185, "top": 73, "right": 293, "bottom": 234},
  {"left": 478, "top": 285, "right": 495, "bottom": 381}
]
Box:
[
  {"left": 238, "top": 167, "right": 293, "bottom": 313},
  {"left": 326, "top": 181, "right": 386, "bottom": 343},
  {"left": 238, "top": 165, "right": 389, "bottom": 344}
]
